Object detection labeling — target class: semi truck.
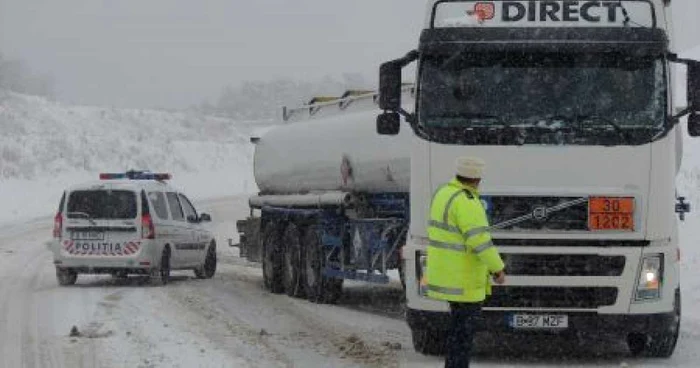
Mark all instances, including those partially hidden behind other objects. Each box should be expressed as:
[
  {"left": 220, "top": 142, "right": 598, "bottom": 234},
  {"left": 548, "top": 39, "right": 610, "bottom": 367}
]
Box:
[{"left": 235, "top": 0, "right": 700, "bottom": 358}]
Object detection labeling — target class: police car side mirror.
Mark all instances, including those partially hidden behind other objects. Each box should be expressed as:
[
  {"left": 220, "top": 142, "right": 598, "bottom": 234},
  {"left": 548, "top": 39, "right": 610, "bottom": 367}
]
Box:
[{"left": 199, "top": 213, "right": 212, "bottom": 223}]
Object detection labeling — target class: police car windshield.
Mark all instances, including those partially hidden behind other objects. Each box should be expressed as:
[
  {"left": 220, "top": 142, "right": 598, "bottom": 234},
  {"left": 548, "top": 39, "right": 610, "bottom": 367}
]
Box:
[
  {"left": 418, "top": 52, "right": 665, "bottom": 132},
  {"left": 67, "top": 190, "right": 137, "bottom": 220}
]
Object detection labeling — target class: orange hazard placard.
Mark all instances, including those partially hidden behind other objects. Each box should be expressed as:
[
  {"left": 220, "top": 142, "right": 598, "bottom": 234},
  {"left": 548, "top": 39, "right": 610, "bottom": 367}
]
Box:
[{"left": 588, "top": 197, "right": 635, "bottom": 231}]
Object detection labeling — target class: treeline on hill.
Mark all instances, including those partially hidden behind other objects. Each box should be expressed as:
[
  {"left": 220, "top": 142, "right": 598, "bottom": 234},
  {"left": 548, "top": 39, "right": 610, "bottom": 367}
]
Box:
[
  {"left": 0, "top": 53, "right": 55, "bottom": 98},
  {"left": 199, "top": 73, "right": 371, "bottom": 121}
]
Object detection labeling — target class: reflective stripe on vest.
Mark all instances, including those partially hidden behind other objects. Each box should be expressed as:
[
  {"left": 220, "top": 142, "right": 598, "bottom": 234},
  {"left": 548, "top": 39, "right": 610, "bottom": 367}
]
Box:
[
  {"left": 429, "top": 240, "right": 466, "bottom": 252},
  {"left": 427, "top": 284, "right": 464, "bottom": 296},
  {"left": 427, "top": 219, "right": 461, "bottom": 234},
  {"left": 428, "top": 220, "right": 489, "bottom": 242},
  {"left": 473, "top": 239, "right": 494, "bottom": 254},
  {"left": 442, "top": 190, "right": 467, "bottom": 224}
]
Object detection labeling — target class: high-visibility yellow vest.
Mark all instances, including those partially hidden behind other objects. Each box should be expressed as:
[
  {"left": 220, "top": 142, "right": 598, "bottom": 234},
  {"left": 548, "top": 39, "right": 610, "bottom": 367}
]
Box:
[{"left": 425, "top": 178, "right": 505, "bottom": 303}]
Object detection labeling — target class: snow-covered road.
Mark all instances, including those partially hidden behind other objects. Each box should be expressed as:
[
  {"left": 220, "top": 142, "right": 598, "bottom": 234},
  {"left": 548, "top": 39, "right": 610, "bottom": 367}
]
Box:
[{"left": 1, "top": 196, "right": 700, "bottom": 368}]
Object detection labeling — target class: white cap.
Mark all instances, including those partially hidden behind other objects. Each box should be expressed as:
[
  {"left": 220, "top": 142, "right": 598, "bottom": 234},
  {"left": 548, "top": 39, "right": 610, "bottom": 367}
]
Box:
[{"left": 456, "top": 156, "right": 485, "bottom": 179}]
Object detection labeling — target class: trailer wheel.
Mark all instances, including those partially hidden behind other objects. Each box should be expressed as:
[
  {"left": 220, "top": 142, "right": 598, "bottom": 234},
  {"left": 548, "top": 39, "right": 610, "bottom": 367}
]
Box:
[
  {"left": 412, "top": 327, "right": 446, "bottom": 356},
  {"left": 262, "top": 223, "right": 284, "bottom": 294},
  {"left": 303, "top": 225, "right": 343, "bottom": 304},
  {"left": 283, "top": 223, "right": 305, "bottom": 298}
]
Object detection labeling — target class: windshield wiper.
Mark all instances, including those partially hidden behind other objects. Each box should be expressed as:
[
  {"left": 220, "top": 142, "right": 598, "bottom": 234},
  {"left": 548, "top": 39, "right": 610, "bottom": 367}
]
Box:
[
  {"left": 575, "top": 114, "right": 631, "bottom": 143},
  {"left": 427, "top": 113, "right": 498, "bottom": 126},
  {"left": 67, "top": 211, "right": 97, "bottom": 225},
  {"left": 433, "top": 113, "right": 509, "bottom": 124}
]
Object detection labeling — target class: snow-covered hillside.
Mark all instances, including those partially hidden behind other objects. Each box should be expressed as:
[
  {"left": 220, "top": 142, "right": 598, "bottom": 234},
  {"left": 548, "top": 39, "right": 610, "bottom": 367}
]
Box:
[{"left": 0, "top": 90, "right": 256, "bottom": 225}]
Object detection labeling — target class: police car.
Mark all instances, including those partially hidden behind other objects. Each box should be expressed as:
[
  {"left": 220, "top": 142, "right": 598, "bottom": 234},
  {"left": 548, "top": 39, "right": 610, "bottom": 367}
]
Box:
[{"left": 51, "top": 171, "right": 217, "bottom": 286}]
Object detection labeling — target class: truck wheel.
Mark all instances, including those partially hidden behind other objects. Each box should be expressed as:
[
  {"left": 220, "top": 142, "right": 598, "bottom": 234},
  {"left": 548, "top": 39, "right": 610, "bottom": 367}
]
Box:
[
  {"left": 195, "top": 242, "right": 217, "bottom": 279},
  {"left": 151, "top": 247, "right": 171, "bottom": 286},
  {"left": 647, "top": 291, "right": 681, "bottom": 358},
  {"left": 262, "top": 223, "right": 284, "bottom": 294},
  {"left": 56, "top": 267, "right": 78, "bottom": 286},
  {"left": 628, "top": 291, "right": 681, "bottom": 358},
  {"left": 412, "top": 327, "right": 446, "bottom": 356},
  {"left": 283, "top": 224, "right": 304, "bottom": 298},
  {"left": 303, "top": 225, "right": 343, "bottom": 304}
]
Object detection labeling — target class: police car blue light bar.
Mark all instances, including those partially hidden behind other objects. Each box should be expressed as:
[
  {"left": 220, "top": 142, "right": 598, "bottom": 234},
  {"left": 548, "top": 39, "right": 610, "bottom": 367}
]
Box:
[{"left": 99, "top": 171, "right": 172, "bottom": 181}]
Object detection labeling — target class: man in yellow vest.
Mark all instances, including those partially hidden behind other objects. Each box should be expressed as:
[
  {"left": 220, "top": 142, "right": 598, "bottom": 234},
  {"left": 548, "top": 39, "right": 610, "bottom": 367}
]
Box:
[{"left": 426, "top": 156, "right": 506, "bottom": 368}]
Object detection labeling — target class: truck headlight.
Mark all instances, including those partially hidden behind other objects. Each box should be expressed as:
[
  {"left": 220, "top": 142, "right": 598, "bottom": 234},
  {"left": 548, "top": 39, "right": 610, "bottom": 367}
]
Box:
[
  {"left": 416, "top": 251, "right": 428, "bottom": 297},
  {"left": 635, "top": 254, "right": 663, "bottom": 301}
]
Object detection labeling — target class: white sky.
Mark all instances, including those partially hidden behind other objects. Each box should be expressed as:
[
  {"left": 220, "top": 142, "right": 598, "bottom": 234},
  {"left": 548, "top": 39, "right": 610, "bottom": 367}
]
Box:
[{"left": 0, "top": 0, "right": 698, "bottom": 109}]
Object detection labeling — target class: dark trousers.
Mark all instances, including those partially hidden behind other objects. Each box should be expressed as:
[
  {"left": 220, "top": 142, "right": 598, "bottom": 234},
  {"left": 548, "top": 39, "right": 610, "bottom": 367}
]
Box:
[{"left": 445, "top": 302, "right": 482, "bottom": 368}]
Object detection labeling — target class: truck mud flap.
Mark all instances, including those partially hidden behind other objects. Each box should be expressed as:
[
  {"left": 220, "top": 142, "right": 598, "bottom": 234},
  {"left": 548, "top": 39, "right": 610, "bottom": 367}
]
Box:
[{"left": 235, "top": 217, "right": 262, "bottom": 263}]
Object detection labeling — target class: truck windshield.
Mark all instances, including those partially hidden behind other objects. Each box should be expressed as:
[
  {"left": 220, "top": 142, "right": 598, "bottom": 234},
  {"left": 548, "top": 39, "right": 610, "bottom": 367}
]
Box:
[{"left": 418, "top": 52, "right": 666, "bottom": 146}]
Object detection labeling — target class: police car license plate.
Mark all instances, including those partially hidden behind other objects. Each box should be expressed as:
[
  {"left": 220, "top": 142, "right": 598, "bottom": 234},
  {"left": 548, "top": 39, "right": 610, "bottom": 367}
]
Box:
[
  {"left": 509, "top": 314, "right": 568, "bottom": 329},
  {"left": 71, "top": 231, "right": 105, "bottom": 241}
]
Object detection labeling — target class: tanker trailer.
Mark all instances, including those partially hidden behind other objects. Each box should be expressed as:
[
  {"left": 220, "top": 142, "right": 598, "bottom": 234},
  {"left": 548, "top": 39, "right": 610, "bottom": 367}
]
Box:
[{"left": 234, "top": 86, "right": 415, "bottom": 303}]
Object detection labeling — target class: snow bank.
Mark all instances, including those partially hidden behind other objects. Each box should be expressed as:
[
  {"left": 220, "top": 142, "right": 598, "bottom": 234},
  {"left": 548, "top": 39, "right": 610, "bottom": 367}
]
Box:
[{"left": 0, "top": 90, "right": 256, "bottom": 226}]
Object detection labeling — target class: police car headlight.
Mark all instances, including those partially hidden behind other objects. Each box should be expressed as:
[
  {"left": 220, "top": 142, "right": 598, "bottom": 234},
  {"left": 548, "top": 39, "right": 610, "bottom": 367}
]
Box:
[
  {"left": 634, "top": 254, "right": 663, "bottom": 302},
  {"left": 416, "top": 251, "right": 428, "bottom": 297}
]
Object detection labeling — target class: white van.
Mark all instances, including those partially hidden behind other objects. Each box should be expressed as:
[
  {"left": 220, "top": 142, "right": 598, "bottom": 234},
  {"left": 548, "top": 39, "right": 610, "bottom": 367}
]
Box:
[{"left": 51, "top": 171, "right": 216, "bottom": 286}]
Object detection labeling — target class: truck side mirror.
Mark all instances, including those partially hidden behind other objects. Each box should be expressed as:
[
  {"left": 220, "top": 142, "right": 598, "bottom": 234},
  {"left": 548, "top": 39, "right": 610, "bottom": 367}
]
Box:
[
  {"left": 377, "top": 112, "right": 401, "bottom": 135},
  {"left": 379, "top": 61, "right": 403, "bottom": 111},
  {"left": 689, "top": 113, "right": 700, "bottom": 137},
  {"left": 689, "top": 61, "right": 700, "bottom": 112}
]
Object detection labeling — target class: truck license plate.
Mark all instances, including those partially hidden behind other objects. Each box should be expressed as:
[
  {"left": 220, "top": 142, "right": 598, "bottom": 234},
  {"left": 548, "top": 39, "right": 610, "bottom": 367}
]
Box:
[{"left": 509, "top": 314, "right": 568, "bottom": 329}]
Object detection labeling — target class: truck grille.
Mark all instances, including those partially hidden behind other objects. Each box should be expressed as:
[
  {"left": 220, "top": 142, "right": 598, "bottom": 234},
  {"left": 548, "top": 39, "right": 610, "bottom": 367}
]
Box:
[
  {"left": 486, "top": 196, "right": 588, "bottom": 231},
  {"left": 501, "top": 254, "right": 626, "bottom": 277},
  {"left": 484, "top": 287, "right": 618, "bottom": 309}
]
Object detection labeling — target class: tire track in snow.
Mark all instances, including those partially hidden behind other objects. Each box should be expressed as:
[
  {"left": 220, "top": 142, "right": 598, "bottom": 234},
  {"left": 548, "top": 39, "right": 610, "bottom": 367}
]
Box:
[
  {"left": 0, "top": 225, "right": 48, "bottom": 368},
  {"left": 165, "top": 263, "right": 400, "bottom": 368},
  {"left": 0, "top": 223, "right": 104, "bottom": 368}
]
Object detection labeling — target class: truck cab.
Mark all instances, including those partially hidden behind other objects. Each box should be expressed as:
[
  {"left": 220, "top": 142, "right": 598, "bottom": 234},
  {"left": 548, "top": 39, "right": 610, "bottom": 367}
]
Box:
[{"left": 378, "top": 0, "right": 700, "bottom": 357}]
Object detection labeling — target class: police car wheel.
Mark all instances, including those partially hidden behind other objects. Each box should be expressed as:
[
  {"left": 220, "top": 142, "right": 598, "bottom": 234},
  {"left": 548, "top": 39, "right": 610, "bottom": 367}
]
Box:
[
  {"left": 151, "top": 248, "right": 171, "bottom": 286},
  {"left": 195, "top": 242, "right": 217, "bottom": 279},
  {"left": 56, "top": 267, "right": 78, "bottom": 286}
]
